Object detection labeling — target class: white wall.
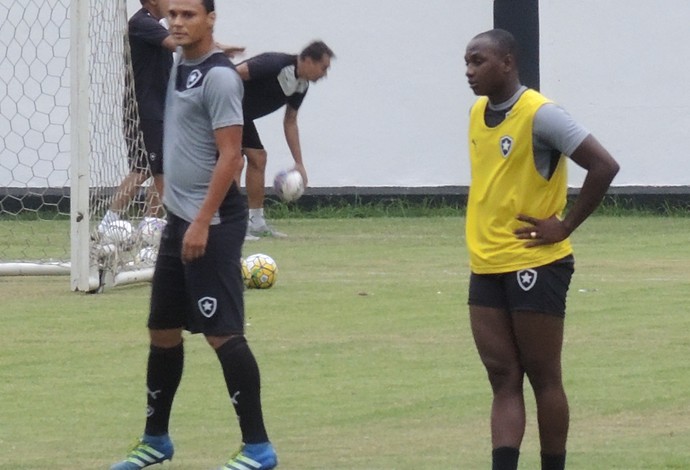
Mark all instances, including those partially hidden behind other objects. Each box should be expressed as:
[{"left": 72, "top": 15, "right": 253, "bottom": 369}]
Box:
[
  {"left": 129, "top": 0, "right": 486, "bottom": 188},
  {"left": 200, "top": 0, "right": 689, "bottom": 187},
  {"left": 4, "top": 1, "right": 687, "bottom": 189},
  {"left": 540, "top": 1, "right": 690, "bottom": 186}
]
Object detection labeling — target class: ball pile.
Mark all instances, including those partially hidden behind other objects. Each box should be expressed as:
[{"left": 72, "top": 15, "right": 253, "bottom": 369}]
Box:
[
  {"left": 138, "top": 217, "right": 167, "bottom": 246},
  {"left": 99, "top": 220, "right": 133, "bottom": 245},
  {"left": 136, "top": 246, "right": 158, "bottom": 265}
]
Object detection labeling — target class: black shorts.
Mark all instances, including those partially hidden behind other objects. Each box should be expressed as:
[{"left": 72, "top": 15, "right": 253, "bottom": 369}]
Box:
[
  {"left": 148, "top": 212, "right": 247, "bottom": 335},
  {"left": 468, "top": 255, "right": 575, "bottom": 317},
  {"left": 125, "top": 118, "right": 164, "bottom": 176},
  {"left": 241, "top": 120, "right": 264, "bottom": 150}
]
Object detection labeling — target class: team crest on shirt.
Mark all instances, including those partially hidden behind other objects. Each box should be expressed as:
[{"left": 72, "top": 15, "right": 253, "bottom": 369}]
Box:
[
  {"left": 186, "top": 69, "right": 203, "bottom": 89},
  {"left": 500, "top": 135, "right": 514, "bottom": 158},
  {"left": 517, "top": 269, "right": 537, "bottom": 291},
  {"left": 198, "top": 296, "right": 217, "bottom": 318}
]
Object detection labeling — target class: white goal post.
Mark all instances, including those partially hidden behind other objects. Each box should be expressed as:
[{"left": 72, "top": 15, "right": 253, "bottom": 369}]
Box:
[{"left": 0, "top": 0, "right": 161, "bottom": 292}]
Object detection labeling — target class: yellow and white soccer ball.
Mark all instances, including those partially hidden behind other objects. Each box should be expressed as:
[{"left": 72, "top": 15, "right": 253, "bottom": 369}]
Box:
[
  {"left": 273, "top": 169, "right": 304, "bottom": 202},
  {"left": 243, "top": 253, "right": 278, "bottom": 289}
]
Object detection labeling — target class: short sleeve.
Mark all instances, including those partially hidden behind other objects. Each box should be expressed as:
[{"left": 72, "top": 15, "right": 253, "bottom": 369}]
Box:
[
  {"left": 129, "top": 12, "right": 169, "bottom": 46},
  {"left": 203, "top": 67, "right": 244, "bottom": 129},
  {"left": 534, "top": 103, "right": 589, "bottom": 157},
  {"left": 245, "top": 53, "right": 294, "bottom": 80}
]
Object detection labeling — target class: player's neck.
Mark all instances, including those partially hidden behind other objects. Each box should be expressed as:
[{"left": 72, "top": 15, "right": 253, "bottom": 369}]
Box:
[
  {"left": 181, "top": 36, "right": 215, "bottom": 60},
  {"left": 144, "top": 5, "right": 162, "bottom": 21},
  {"left": 488, "top": 80, "right": 522, "bottom": 106}
]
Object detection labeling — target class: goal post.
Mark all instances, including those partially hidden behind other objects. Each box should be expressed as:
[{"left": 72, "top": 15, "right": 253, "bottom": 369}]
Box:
[
  {"left": 0, "top": 0, "right": 161, "bottom": 292},
  {"left": 71, "top": 0, "right": 92, "bottom": 291}
]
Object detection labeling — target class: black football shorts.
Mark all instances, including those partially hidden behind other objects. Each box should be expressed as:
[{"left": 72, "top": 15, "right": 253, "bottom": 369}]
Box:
[
  {"left": 468, "top": 255, "right": 575, "bottom": 317},
  {"left": 149, "top": 213, "right": 247, "bottom": 335}
]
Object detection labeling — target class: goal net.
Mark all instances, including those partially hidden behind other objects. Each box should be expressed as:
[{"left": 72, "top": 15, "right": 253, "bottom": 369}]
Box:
[{"left": 0, "top": 0, "right": 162, "bottom": 292}]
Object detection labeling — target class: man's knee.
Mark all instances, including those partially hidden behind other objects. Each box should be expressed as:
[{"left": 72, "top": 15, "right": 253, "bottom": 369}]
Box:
[
  {"left": 150, "top": 328, "right": 183, "bottom": 348},
  {"left": 484, "top": 360, "right": 524, "bottom": 394},
  {"left": 245, "top": 149, "right": 267, "bottom": 171}
]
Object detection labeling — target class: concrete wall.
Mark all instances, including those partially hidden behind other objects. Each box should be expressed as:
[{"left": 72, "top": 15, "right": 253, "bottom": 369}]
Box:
[
  {"left": 3, "top": 1, "right": 687, "bottom": 189},
  {"left": 199, "top": 0, "right": 690, "bottom": 188}
]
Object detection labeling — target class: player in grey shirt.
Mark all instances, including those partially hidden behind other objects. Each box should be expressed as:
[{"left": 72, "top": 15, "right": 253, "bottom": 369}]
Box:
[
  {"left": 111, "top": 1, "right": 277, "bottom": 469},
  {"left": 163, "top": 48, "right": 244, "bottom": 224}
]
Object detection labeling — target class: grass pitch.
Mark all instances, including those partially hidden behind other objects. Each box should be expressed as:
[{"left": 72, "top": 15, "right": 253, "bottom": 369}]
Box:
[{"left": 1, "top": 216, "right": 689, "bottom": 469}]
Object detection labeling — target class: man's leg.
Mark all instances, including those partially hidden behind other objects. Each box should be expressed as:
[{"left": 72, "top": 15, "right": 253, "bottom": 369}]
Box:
[
  {"left": 100, "top": 171, "right": 149, "bottom": 231},
  {"left": 110, "top": 328, "right": 182, "bottom": 470},
  {"left": 470, "top": 305, "right": 526, "bottom": 470},
  {"left": 144, "top": 174, "right": 164, "bottom": 218},
  {"left": 244, "top": 147, "right": 267, "bottom": 212},
  {"left": 111, "top": 223, "right": 186, "bottom": 470},
  {"left": 111, "top": 171, "right": 150, "bottom": 213},
  {"left": 244, "top": 147, "right": 286, "bottom": 238},
  {"left": 513, "top": 311, "right": 568, "bottom": 469},
  {"left": 206, "top": 335, "right": 276, "bottom": 468}
]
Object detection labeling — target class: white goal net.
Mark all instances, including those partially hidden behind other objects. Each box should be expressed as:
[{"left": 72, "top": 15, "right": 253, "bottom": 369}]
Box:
[{"left": 0, "top": 0, "right": 161, "bottom": 291}]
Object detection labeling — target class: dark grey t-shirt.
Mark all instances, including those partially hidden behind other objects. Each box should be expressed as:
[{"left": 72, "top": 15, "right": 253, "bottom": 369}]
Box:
[
  {"left": 163, "top": 49, "right": 244, "bottom": 224},
  {"left": 128, "top": 8, "right": 172, "bottom": 121},
  {"left": 239, "top": 52, "right": 309, "bottom": 120}
]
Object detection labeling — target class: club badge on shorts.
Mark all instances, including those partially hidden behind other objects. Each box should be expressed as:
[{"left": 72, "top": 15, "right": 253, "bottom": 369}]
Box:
[
  {"left": 198, "top": 296, "right": 218, "bottom": 318},
  {"left": 517, "top": 268, "right": 537, "bottom": 291}
]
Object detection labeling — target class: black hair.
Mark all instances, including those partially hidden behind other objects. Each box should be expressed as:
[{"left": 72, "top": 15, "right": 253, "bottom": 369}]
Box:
[
  {"left": 202, "top": 0, "right": 215, "bottom": 13},
  {"left": 476, "top": 28, "right": 518, "bottom": 65},
  {"left": 299, "top": 40, "right": 335, "bottom": 61}
]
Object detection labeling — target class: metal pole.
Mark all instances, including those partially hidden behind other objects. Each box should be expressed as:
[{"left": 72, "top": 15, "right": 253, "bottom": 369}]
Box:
[{"left": 494, "top": 0, "right": 540, "bottom": 91}]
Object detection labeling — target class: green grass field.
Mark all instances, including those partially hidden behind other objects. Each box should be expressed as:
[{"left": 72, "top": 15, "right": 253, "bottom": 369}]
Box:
[{"left": 1, "top": 216, "right": 689, "bottom": 469}]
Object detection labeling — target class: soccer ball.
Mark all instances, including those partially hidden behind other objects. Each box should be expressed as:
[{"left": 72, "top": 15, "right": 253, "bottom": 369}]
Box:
[
  {"left": 244, "top": 253, "right": 278, "bottom": 289},
  {"left": 273, "top": 169, "right": 304, "bottom": 202},
  {"left": 99, "top": 220, "right": 133, "bottom": 245},
  {"left": 240, "top": 257, "right": 250, "bottom": 284},
  {"left": 138, "top": 217, "right": 167, "bottom": 246},
  {"left": 136, "top": 246, "right": 158, "bottom": 265}
]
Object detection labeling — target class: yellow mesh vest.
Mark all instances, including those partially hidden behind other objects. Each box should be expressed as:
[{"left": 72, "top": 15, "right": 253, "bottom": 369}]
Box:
[{"left": 466, "top": 89, "right": 572, "bottom": 274}]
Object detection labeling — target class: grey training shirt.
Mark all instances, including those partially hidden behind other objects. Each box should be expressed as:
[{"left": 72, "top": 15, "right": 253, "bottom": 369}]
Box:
[{"left": 163, "top": 49, "right": 244, "bottom": 224}]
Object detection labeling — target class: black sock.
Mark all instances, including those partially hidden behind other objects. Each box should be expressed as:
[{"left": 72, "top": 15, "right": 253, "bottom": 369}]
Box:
[
  {"left": 144, "top": 342, "right": 184, "bottom": 436},
  {"left": 215, "top": 336, "right": 269, "bottom": 444},
  {"left": 541, "top": 452, "right": 566, "bottom": 470},
  {"left": 492, "top": 447, "right": 520, "bottom": 470}
]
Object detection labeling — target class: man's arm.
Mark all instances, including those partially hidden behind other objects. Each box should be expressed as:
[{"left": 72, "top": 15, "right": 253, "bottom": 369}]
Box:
[
  {"left": 235, "top": 62, "right": 250, "bottom": 80},
  {"left": 515, "top": 134, "right": 620, "bottom": 246},
  {"left": 217, "top": 43, "right": 245, "bottom": 59},
  {"left": 284, "top": 105, "right": 307, "bottom": 185},
  {"left": 161, "top": 35, "right": 177, "bottom": 52},
  {"left": 181, "top": 125, "right": 244, "bottom": 262},
  {"left": 559, "top": 135, "right": 620, "bottom": 234}
]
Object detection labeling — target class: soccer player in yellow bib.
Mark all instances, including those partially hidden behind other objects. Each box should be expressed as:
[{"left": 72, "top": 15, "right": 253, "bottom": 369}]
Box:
[{"left": 464, "top": 29, "right": 619, "bottom": 470}]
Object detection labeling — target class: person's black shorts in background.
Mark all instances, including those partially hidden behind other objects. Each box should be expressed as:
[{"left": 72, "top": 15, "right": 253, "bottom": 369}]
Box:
[
  {"left": 241, "top": 120, "right": 264, "bottom": 150},
  {"left": 125, "top": 118, "right": 164, "bottom": 175}
]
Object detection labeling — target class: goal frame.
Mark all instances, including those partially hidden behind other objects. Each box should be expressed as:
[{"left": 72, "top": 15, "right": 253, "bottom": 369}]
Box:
[{"left": 0, "top": 0, "right": 156, "bottom": 292}]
